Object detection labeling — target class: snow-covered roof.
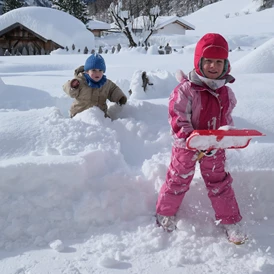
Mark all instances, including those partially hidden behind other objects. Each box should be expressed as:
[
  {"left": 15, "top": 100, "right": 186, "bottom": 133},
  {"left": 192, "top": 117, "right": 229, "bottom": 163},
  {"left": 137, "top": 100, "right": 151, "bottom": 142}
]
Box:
[
  {"left": 155, "top": 16, "right": 195, "bottom": 30},
  {"left": 110, "top": 22, "right": 120, "bottom": 29},
  {"left": 87, "top": 19, "right": 111, "bottom": 30},
  {"left": 131, "top": 16, "right": 195, "bottom": 31},
  {"left": 0, "top": 7, "right": 95, "bottom": 49}
]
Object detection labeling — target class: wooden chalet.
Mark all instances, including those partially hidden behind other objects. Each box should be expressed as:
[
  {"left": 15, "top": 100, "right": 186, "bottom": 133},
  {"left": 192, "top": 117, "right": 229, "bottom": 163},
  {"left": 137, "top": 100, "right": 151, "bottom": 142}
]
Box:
[
  {"left": 0, "top": 22, "right": 64, "bottom": 56},
  {"left": 86, "top": 20, "right": 111, "bottom": 37}
]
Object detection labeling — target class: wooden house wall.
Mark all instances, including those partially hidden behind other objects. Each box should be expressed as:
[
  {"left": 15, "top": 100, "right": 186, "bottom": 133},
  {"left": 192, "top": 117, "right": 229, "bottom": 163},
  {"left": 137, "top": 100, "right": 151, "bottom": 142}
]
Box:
[
  {"left": 0, "top": 26, "right": 62, "bottom": 56},
  {"left": 89, "top": 29, "right": 102, "bottom": 37}
]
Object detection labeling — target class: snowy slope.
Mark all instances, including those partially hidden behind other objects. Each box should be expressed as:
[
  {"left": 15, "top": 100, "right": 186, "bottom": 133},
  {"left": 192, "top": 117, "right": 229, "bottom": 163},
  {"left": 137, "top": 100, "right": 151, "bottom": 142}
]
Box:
[{"left": 184, "top": 0, "right": 274, "bottom": 36}]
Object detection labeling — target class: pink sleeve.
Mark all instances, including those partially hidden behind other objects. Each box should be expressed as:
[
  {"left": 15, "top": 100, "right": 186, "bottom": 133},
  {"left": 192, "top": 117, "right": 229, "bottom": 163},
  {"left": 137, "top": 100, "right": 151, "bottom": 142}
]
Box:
[{"left": 168, "top": 82, "right": 194, "bottom": 140}]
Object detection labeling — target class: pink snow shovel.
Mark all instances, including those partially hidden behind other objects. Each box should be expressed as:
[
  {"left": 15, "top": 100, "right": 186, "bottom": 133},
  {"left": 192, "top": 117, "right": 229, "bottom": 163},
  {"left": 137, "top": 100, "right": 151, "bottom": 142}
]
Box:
[{"left": 186, "top": 128, "right": 265, "bottom": 161}]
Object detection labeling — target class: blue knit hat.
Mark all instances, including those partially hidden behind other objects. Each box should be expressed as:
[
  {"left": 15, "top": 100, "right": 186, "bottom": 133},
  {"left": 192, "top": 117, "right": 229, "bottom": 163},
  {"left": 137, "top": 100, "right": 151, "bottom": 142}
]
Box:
[{"left": 84, "top": 54, "right": 106, "bottom": 73}]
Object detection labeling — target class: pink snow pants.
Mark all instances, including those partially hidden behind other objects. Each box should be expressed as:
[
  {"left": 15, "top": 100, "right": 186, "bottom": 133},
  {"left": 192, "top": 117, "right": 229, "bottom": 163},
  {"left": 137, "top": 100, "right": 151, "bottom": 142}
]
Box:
[{"left": 156, "top": 147, "right": 242, "bottom": 224}]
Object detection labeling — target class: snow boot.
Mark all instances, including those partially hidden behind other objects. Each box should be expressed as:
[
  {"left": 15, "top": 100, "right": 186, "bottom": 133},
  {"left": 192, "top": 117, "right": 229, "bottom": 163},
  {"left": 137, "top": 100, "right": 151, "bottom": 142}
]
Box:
[
  {"left": 223, "top": 222, "right": 247, "bottom": 245},
  {"left": 156, "top": 214, "right": 176, "bottom": 232}
]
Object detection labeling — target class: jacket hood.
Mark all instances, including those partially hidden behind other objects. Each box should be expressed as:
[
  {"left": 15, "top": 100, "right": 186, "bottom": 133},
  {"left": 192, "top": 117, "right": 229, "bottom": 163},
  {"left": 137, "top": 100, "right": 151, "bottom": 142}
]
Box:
[
  {"left": 194, "top": 33, "right": 231, "bottom": 78},
  {"left": 189, "top": 70, "right": 235, "bottom": 88},
  {"left": 74, "top": 66, "right": 85, "bottom": 77}
]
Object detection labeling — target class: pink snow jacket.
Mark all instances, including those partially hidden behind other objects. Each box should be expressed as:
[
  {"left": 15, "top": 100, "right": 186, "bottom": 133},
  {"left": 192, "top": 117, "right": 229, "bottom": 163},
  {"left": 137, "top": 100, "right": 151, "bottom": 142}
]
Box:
[{"left": 169, "top": 70, "right": 237, "bottom": 148}]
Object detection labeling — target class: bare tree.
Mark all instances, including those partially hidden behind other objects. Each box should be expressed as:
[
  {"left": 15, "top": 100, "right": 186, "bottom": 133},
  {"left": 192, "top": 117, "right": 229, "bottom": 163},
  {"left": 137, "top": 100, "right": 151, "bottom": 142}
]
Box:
[
  {"left": 108, "top": 0, "right": 160, "bottom": 47},
  {"left": 143, "top": 5, "right": 160, "bottom": 45},
  {"left": 87, "top": 0, "right": 225, "bottom": 22},
  {"left": 109, "top": 1, "right": 137, "bottom": 47}
]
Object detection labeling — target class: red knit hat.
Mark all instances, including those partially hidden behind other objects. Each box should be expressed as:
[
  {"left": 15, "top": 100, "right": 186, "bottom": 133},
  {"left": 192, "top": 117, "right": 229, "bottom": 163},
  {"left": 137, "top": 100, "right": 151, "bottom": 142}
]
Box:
[{"left": 194, "top": 33, "right": 230, "bottom": 77}]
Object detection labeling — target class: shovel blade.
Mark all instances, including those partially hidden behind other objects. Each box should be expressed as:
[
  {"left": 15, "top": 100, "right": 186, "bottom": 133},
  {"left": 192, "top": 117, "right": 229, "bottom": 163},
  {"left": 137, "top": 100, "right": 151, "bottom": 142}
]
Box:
[{"left": 186, "top": 129, "right": 265, "bottom": 151}]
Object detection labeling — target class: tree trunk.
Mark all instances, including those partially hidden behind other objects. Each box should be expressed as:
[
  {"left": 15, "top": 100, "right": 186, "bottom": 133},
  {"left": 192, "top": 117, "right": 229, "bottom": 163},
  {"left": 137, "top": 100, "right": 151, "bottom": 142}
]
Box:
[
  {"left": 110, "top": 10, "right": 137, "bottom": 47},
  {"left": 123, "top": 28, "right": 137, "bottom": 47},
  {"left": 144, "top": 30, "right": 154, "bottom": 46}
]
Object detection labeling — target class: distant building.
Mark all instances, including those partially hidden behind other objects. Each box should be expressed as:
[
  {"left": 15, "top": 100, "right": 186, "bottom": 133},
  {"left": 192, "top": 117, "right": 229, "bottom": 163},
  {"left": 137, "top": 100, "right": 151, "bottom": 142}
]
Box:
[
  {"left": 153, "top": 16, "right": 195, "bottom": 35},
  {"left": 86, "top": 19, "right": 111, "bottom": 37},
  {"left": 0, "top": 22, "right": 63, "bottom": 55},
  {"left": 131, "top": 16, "right": 195, "bottom": 35},
  {"left": 0, "top": 7, "right": 94, "bottom": 56}
]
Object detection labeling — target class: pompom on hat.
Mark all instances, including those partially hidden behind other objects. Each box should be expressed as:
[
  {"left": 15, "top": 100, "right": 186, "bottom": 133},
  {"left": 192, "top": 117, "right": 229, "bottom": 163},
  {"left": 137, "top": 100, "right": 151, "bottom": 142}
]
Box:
[
  {"left": 84, "top": 53, "right": 106, "bottom": 73},
  {"left": 194, "top": 33, "right": 230, "bottom": 77}
]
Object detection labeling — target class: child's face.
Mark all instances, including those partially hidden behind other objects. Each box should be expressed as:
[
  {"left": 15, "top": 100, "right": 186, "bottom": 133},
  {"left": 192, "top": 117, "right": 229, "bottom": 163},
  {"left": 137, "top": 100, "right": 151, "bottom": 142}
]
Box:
[
  {"left": 201, "top": 58, "right": 225, "bottom": 79},
  {"left": 87, "top": 69, "right": 104, "bottom": 82}
]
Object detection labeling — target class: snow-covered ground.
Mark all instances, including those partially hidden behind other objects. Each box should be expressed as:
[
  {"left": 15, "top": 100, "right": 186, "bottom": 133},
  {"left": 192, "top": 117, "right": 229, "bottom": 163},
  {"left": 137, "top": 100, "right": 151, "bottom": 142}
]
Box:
[{"left": 0, "top": 0, "right": 274, "bottom": 273}]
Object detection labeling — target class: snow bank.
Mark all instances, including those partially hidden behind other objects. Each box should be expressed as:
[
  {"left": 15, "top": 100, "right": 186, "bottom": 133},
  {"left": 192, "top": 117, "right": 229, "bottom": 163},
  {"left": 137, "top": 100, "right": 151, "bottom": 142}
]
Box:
[
  {"left": 129, "top": 70, "right": 177, "bottom": 99},
  {"left": 232, "top": 38, "right": 274, "bottom": 73},
  {"left": 0, "top": 103, "right": 170, "bottom": 248}
]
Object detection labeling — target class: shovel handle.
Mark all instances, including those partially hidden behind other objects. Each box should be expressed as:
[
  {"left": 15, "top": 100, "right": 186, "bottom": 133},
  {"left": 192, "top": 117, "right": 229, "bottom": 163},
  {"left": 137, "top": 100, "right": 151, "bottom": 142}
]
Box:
[
  {"left": 196, "top": 149, "right": 217, "bottom": 161},
  {"left": 197, "top": 151, "right": 205, "bottom": 161}
]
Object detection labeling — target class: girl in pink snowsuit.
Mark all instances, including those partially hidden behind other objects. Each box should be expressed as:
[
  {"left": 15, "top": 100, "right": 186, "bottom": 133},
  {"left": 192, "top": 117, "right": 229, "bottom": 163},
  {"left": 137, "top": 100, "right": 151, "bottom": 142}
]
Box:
[{"left": 156, "top": 33, "right": 246, "bottom": 244}]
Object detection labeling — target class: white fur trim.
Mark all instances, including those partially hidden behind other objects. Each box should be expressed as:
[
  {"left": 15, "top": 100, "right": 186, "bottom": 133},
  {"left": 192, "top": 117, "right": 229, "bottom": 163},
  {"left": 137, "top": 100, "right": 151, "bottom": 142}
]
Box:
[{"left": 175, "top": 70, "right": 187, "bottom": 82}]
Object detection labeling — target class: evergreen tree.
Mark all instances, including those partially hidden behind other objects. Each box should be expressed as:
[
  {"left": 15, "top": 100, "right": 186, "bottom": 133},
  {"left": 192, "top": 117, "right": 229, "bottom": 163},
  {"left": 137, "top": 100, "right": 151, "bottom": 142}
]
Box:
[
  {"left": 87, "top": 0, "right": 226, "bottom": 20},
  {"left": 260, "top": 0, "right": 274, "bottom": 10},
  {"left": 2, "top": 0, "right": 24, "bottom": 14},
  {"left": 52, "top": 0, "right": 89, "bottom": 24}
]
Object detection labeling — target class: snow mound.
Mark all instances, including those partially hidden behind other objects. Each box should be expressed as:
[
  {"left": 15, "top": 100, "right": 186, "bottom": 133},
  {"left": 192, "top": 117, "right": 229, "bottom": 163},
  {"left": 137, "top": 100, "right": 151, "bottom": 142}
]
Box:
[
  {"left": 0, "top": 80, "right": 56, "bottom": 110},
  {"left": 232, "top": 38, "right": 274, "bottom": 73},
  {"left": 129, "top": 70, "right": 177, "bottom": 99},
  {"left": 0, "top": 105, "right": 169, "bottom": 248},
  {"left": 49, "top": 239, "right": 65, "bottom": 252}
]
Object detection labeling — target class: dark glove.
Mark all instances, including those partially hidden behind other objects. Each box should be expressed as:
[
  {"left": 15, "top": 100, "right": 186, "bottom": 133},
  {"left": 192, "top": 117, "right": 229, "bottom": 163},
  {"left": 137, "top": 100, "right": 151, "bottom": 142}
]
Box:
[
  {"left": 70, "top": 79, "right": 80, "bottom": 89},
  {"left": 199, "top": 149, "right": 217, "bottom": 157},
  {"left": 118, "top": 96, "right": 127, "bottom": 106}
]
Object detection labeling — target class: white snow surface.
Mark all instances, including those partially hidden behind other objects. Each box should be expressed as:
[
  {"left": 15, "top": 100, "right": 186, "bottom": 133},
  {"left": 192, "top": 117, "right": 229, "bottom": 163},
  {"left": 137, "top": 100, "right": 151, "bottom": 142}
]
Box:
[
  {"left": 0, "top": 0, "right": 274, "bottom": 273},
  {"left": 233, "top": 37, "right": 274, "bottom": 74},
  {"left": 184, "top": 0, "right": 274, "bottom": 36}
]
